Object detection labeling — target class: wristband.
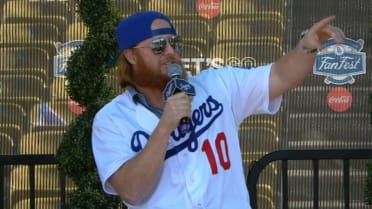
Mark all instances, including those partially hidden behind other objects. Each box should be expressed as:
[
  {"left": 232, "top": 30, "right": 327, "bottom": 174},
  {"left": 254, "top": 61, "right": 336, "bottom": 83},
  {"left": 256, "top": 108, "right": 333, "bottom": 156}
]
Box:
[
  {"left": 298, "top": 29, "right": 318, "bottom": 54},
  {"left": 297, "top": 40, "right": 318, "bottom": 54}
]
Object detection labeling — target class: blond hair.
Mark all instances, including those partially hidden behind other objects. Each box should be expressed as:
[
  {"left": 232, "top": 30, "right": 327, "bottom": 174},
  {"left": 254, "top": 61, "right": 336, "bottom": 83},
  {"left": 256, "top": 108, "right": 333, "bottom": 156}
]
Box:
[{"left": 116, "top": 53, "right": 135, "bottom": 88}]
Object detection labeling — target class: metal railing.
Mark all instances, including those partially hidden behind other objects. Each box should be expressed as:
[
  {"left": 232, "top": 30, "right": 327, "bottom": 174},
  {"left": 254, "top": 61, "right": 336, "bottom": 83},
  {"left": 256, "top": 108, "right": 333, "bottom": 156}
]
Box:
[
  {"left": 2, "top": 150, "right": 372, "bottom": 209},
  {"left": 0, "top": 154, "right": 66, "bottom": 209},
  {"left": 246, "top": 149, "right": 372, "bottom": 209}
]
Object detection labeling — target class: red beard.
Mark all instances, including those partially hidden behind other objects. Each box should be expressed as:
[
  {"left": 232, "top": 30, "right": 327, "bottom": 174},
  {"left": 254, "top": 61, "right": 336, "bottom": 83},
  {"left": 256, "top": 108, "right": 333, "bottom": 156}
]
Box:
[{"left": 133, "top": 55, "right": 183, "bottom": 92}]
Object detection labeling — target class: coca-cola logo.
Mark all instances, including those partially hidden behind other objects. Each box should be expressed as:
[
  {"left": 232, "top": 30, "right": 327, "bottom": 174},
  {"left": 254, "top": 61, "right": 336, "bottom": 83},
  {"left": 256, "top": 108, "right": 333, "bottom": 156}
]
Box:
[
  {"left": 326, "top": 87, "right": 352, "bottom": 112},
  {"left": 196, "top": 0, "right": 220, "bottom": 19}
]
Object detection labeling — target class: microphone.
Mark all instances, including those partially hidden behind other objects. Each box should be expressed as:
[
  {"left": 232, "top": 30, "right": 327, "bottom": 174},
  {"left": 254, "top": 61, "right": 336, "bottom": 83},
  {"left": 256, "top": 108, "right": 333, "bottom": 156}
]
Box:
[{"left": 162, "top": 64, "right": 195, "bottom": 135}]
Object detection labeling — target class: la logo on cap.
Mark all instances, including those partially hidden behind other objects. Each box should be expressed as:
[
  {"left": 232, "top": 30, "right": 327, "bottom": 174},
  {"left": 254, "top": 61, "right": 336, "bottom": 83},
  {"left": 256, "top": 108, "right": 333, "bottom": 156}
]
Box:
[{"left": 197, "top": 0, "right": 221, "bottom": 19}]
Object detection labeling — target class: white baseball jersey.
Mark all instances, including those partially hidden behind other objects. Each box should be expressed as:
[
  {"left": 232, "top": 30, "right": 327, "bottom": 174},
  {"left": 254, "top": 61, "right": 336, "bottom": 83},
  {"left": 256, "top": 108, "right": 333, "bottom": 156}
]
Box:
[{"left": 92, "top": 64, "right": 282, "bottom": 209}]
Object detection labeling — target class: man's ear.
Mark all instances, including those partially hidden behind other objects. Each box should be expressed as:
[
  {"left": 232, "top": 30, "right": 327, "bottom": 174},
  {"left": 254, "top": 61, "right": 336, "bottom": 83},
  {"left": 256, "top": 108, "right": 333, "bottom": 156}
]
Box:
[{"left": 123, "top": 49, "right": 136, "bottom": 64}]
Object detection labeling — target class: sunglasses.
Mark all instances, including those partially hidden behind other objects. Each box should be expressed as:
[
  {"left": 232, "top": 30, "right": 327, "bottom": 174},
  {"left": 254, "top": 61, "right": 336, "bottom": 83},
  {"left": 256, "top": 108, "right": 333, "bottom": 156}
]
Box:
[{"left": 133, "top": 35, "right": 181, "bottom": 55}]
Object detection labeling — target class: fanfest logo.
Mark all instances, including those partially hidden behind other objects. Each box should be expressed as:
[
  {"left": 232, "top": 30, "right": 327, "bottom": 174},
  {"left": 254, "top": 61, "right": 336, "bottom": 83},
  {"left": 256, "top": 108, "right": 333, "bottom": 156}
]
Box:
[
  {"left": 326, "top": 87, "right": 352, "bottom": 112},
  {"left": 313, "top": 38, "right": 366, "bottom": 85},
  {"left": 53, "top": 40, "right": 84, "bottom": 77},
  {"left": 196, "top": 0, "right": 220, "bottom": 19}
]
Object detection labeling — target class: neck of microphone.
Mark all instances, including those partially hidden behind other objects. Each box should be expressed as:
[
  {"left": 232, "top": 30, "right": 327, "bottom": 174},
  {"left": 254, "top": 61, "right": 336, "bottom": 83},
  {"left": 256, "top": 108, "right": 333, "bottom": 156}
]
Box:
[{"left": 167, "top": 63, "right": 182, "bottom": 79}]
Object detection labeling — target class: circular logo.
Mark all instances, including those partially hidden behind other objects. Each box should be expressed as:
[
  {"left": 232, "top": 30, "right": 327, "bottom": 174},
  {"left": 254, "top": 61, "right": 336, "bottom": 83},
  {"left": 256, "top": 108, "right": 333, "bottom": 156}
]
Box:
[
  {"left": 326, "top": 87, "right": 352, "bottom": 112},
  {"left": 196, "top": 0, "right": 221, "bottom": 19},
  {"left": 334, "top": 45, "right": 345, "bottom": 56}
]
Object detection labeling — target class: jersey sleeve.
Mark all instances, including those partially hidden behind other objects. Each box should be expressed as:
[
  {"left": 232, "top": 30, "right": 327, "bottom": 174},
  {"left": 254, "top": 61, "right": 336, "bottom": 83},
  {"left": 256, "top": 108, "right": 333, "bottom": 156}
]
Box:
[
  {"left": 91, "top": 101, "right": 135, "bottom": 195},
  {"left": 203, "top": 64, "right": 282, "bottom": 124}
]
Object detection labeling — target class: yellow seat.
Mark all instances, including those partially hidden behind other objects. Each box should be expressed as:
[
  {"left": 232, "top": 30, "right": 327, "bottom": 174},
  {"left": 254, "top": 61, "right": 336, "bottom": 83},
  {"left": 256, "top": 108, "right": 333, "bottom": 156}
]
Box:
[
  {"left": 0, "top": 124, "right": 23, "bottom": 151},
  {"left": 172, "top": 18, "right": 211, "bottom": 46},
  {"left": 257, "top": 194, "right": 275, "bottom": 209},
  {"left": 0, "top": 102, "right": 26, "bottom": 130},
  {"left": 50, "top": 77, "right": 68, "bottom": 100},
  {"left": 9, "top": 164, "right": 76, "bottom": 208},
  {"left": 209, "top": 41, "right": 284, "bottom": 67},
  {"left": 146, "top": 0, "right": 197, "bottom": 18},
  {"left": 220, "top": 0, "right": 256, "bottom": 16},
  {"left": 2, "top": 0, "right": 69, "bottom": 36},
  {"left": 0, "top": 22, "right": 61, "bottom": 58},
  {"left": 65, "top": 21, "right": 89, "bottom": 41},
  {"left": 239, "top": 126, "right": 280, "bottom": 152},
  {"left": 1, "top": 47, "right": 51, "bottom": 72},
  {"left": 216, "top": 16, "right": 284, "bottom": 42},
  {"left": 19, "top": 129, "right": 65, "bottom": 155},
  {"left": 0, "top": 132, "right": 15, "bottom": 155},
  {"left": 220, "top": 0, "right": 286, "bottom": 16},
  {"left": 2, "top": 16, "right": 68, "bottom": 40},
  {"left": 0, "top": 23, "right": 61, "bottom": 43},
  {"left": 0, "top": 97, "right": 42, "bottom": 117},
  {"left": 12, "top": 197, "right": 63, "bottom": 209},
  {"left": 1, "top": 68, "right": 50, "bottom": 86},
  {"left": 2, "top": 0, "right": 70, "bottom": 18},
  {"left": 113, "top": 0, "right": 142, "bottom": 16},
  {"left": 0, "top": 74, "right": 48, "bottom": 100}
]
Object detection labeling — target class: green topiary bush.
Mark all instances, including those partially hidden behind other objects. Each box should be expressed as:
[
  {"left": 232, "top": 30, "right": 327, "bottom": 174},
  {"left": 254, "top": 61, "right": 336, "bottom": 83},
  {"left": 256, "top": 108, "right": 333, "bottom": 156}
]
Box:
[{"left": 55, "top": 0, "right": 123, "bottom": 208}]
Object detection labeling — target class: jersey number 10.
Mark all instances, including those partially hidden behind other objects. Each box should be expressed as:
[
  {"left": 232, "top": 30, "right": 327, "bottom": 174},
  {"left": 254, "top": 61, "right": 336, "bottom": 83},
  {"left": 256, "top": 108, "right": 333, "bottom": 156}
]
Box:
[{"left": 202, "top": 132, "right": 231, "bottom": 175}]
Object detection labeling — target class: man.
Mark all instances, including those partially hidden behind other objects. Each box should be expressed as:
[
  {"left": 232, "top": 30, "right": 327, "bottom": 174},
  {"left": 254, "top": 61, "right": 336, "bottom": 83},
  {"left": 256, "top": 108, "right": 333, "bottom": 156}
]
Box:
[{"left": 92, "top": 11, "right": 345, "bottom": 209}]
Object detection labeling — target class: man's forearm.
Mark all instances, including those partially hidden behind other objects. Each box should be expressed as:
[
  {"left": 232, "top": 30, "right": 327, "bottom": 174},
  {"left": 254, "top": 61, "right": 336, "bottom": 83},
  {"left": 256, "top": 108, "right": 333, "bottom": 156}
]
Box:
[{"left": 269, "top": 42, "right": 317, "bottom": 100}]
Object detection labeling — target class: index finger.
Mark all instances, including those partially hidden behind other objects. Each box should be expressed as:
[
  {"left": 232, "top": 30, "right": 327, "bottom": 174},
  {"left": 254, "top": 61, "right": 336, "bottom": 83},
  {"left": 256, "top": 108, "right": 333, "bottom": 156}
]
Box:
[{"left": 311, "top": 15, "right": 336, "bottom": 31}]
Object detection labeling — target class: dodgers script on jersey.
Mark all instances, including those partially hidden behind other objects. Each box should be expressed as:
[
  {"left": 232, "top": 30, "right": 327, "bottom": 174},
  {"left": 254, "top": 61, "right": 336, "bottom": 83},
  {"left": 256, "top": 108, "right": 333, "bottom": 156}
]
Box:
[{"left": 92, "top": 64, "right": 282, "bottom": 209}]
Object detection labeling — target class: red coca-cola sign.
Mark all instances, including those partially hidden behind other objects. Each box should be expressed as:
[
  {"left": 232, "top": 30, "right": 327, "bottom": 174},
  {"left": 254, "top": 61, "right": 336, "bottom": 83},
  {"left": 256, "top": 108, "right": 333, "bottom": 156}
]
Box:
[
  {"left": 326, "top": 87, "right": 352, "bottom": 112},
  {"left": 196, "top": 0, "right": 221, "bottom": 19}
]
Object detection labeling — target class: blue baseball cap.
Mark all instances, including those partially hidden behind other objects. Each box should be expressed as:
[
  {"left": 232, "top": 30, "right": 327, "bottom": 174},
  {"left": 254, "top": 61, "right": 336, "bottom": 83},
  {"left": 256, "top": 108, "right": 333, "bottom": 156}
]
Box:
[{"left": 115, "top": 11, "right": 177, "bottom": 54}]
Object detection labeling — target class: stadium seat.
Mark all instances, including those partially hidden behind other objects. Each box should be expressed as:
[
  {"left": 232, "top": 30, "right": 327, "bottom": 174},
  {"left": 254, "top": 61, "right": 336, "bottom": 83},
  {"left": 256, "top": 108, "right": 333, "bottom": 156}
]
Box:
[
  {"left": 250, "top": 0, "right": 287, "bottom": 16},
  {"left": 239, "top": 126, "right": 279, "bottom": 152},
  {"left": 215, "top": 16, "right": 284, "bottom": 42},
  {"left": 209, "top": 41, "right": 284, "bottom": 67},
  {"left": 220, "top": 0, "right": 256, "bottom": 16},
  {"left": 0, "top": 47, "right": 51, "bottom": 74},
  {"left": 18, "top": 130, "right": 65, "bottom": 154},
  {"left": 1, "top": 74, "right": 48, "bottom": 100},
  {"left": 241, "top": 116, "right": 279, "bottom": 131},
  {"left": 146, "top": 0, "right": 197, "bottom": 18},
  {"left": 172, "top": 18, "right": 212, "bottom": 47},
  {"left": 113, "top": 0, "right": 142, "bottom": 16},
  {"left": 0, "top": 23, "right": 61, "bottom": 43},
  {"left": 2, "top": 0, "right": 70, "bottom": 19},
  {"left": 0, "top": 22, "right": 61, "bottom": 59},
  {"left": 65, "top": 21, "right": 88, "bottom": 41},
  {"left": 12, "top": 197, "right": 62, "bottom": 209},
  {"left": 220, "top": 0, "right": 286, "bottom": 18},
  {"left": 0, "top": 102, "right": 26, "bottom": 131},
  {"left": 257, "top": 194, "right": 275, "bottom": 209},
  {"left": 50, "top": 77, "right": 68, "bottom": 100},
  {"left": 0, "top": 97, "right": 41, "bottom": 119},
  {"left": 9, "top": 164, "right": 75, "bottom": 209},
  {"left": 1, "top": 68, "right": 50, "bottom": 87},
  {"left": 2, "top": 0, "right": 69, "bottom": 35},
  {"left": 0, "top": 124, "right": 22, "bottom": 153},
  {"left": 2, "top": 16, "right": 68, "bottom": 40},
  {"left": 0, "top": 132, "right": 15, "bottom": 155},
  {"left": 287, "top": 113, "right": 372, "bottom": 149}
]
